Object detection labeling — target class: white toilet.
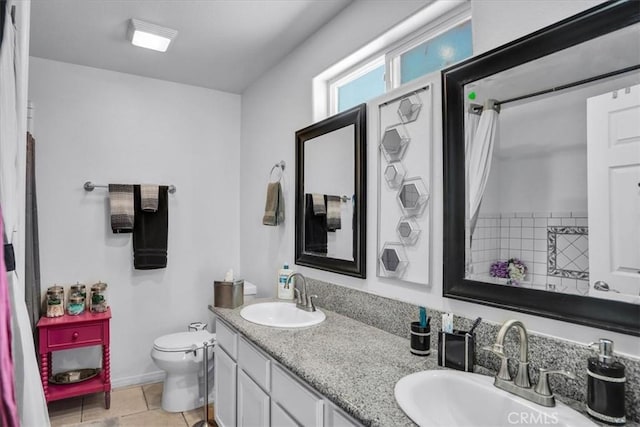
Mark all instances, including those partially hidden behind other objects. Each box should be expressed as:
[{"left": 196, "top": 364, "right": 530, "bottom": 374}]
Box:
[
  {"left": 150, "top": 282, "right": 257, "bottom": 412},
  {"left": 151, "top": 330, "right": 215, "bottom": 412}
]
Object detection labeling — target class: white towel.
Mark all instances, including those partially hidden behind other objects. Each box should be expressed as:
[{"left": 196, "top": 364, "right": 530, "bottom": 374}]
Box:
[
  {"left": 311, "top": 193, "right": 326, "bottom": 215},
  {"left": 140, "top": 184, "right": 159, "bottom": 212}
]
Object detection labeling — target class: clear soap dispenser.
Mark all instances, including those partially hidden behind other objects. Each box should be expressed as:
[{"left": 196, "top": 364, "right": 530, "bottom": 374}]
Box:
[{"left": 587, "top": 338, "right": 626, "bottom": 425}]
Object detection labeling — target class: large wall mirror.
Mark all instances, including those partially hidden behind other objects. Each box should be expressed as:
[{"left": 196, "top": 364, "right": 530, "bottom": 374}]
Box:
[
  {"left": 295, "top": 104, "right": 366, "bottom": 278},
  {"left": 443, "top": 0, "right": 640, "bottom": 335}
]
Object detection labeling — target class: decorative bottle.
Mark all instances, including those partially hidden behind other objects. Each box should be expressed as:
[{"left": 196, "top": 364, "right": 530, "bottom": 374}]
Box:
[{"left": 587, "top": 338, "right": 626, "bottom": 425}]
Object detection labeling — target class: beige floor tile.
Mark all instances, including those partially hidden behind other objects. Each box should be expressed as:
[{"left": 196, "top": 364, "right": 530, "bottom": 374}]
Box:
[
  {"left": 64, "top": 417, "right": 120, "bottom": 427},
  {"left": 142, "top": 382, "right": 163, "bottom": 410},
  {"left": 48, "top": 397, "right": 83, "bottom": 427},
  {"left": 119, "top": 408, "right": 187, "bottom": 427},
  {"left": 182, "top": 404, "right": 216, "bottom": 427},
  {"left": 82, "top": 387, "right": 147, "bottom": 422}
]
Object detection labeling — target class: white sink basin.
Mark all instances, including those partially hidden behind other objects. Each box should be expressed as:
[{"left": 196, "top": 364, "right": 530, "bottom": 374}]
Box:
[
  {"left": 240, "top": 302, "right": 325, "bottom": 328},
  {"left": 395, "top": 370, "right": 596, "bottom": 427}
]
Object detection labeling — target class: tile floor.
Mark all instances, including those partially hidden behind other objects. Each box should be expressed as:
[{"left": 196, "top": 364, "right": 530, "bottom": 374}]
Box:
[{"left": 47, "top": 382, "right": 217, "bottom": 427}]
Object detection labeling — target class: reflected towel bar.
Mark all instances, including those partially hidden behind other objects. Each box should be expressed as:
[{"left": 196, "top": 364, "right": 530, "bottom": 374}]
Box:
[{"left": 83, "top": 181, "right": 176, "bottom": 194}]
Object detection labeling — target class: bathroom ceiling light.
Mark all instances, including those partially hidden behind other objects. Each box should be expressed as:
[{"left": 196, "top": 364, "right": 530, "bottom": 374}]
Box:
[{"left": 128, "top": 19, "right": 177, "bottom": 52}]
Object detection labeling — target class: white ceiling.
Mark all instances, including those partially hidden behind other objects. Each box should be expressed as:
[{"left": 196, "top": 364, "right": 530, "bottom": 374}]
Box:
[{"left": 30, "top": 0, "right": 353, "bottom": 94}]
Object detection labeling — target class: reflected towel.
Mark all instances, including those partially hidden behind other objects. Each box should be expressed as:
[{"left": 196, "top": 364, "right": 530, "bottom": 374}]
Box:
[
  {"left": 140, "top": 184, "right": 159, "bottom": 212},
  {"left": 133, "top": 185, "right": 168, "bottom": 269},
  {"left": 311, "top": 193, "right": 326, "bottom": 215},
  {"left": 304, "top": 194, "right": 327, "bottom": 254},
  {"left": 262, "top": 182, "right": 285, "bottom": 226},
  {"left": 108, "top": 184, "right": 134, "bottom": 233},
  {"left": 326, "top": 195, "right": 341, "bottom": 231}
]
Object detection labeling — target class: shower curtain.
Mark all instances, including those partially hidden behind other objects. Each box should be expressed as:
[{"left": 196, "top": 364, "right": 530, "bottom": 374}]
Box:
[
  {"left": 1, "top": 210, "right": 18, "bottom": 427},
  {"left": 25, "top": 132, "right": 41, "bottom": 332},
  {"left": 0, "top": 0, "right": 50, "bottom": 425},
  {"left": 466, "top": 100, "right": 499, "bottom": 274},
  {"left": 464, "top": 107, "right": 481, "bottom": 275}
]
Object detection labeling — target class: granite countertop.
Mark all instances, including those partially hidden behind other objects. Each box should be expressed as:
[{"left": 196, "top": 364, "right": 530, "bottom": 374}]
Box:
[
  {"left": 211, "top": 299, "right": 433, "bottom": 426},
  {"left": 210, "top": 299, "right": 627, "bottom": 427}
]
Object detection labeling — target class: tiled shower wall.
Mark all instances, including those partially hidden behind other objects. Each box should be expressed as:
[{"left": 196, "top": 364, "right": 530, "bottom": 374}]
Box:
[{"left": 470, "top": 212, "right": 589, "bottom": 296}]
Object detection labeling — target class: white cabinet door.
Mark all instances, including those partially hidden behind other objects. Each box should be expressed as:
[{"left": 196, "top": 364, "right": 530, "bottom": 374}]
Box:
[
  {"left": 214, "top": 346, "right": 237, "bottom": 427},
  {"left": 238, "top": 369, "right": 270, "bottom": 427},
  {"left": 271, "top": 401, "right": 298, "bottom": 427},
  {"left": 326, "top": 404, "right": 362, "bottom": 427},
  {"left": 587, "top": 84, "right": 640, "bottom": 302}
]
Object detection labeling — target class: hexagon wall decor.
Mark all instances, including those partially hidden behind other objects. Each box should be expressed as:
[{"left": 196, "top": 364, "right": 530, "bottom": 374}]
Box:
[
  {"left": 396, "top": 217, "right": 421, "bottom": 245},
  {"left": 380, "top": 125, "right": 410, "bottom": 162},
  {"left": 383, "top": 162, "right": 406, "bottom": 189},
  {"left": 397, "top": 95, "right": 422, "bottom": 124},
  {"left": 396, "top": 177, "right": 429, "bottom": 217},
  {"left": 379, "top": 243, "right": 408, "bottom": 277}
]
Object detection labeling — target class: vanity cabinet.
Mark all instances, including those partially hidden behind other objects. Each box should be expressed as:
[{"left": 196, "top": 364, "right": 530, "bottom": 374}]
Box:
[
  {"left": 213, "top": 345, "right": 237, "bottom": 427},
  {"left": 214, "top": 318, "right": 362, "bottom": 427}
]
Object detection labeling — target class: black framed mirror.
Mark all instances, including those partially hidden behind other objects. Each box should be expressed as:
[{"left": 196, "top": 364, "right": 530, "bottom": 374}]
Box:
[
  {"left": 295, "top": 104, "right": 366, "bottom": 278},
  {"left": 443, "top": 0, "right": 640, "bottom": 336}
]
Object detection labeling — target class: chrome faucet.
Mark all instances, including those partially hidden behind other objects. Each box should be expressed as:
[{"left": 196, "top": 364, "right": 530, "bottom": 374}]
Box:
[
  {"left": 483, "top": 319, "right": 575, "bottom": 407},
  {"left": 285, "top": 273, "right": 318, "bottom": 312}
]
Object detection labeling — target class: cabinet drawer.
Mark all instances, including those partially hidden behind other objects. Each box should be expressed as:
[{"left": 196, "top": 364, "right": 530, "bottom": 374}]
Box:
[
  {"left": 216, "top": 319, "right": 238, "bottom": 360},
  {"left": 272, "top": 365, "right": 323, "bottom": 427},
  {"left": 48, "top": 324, "right": 103, "bottom": 349},
  {"left": 238, "top": 337, "right": 270, "bottom": 391}
]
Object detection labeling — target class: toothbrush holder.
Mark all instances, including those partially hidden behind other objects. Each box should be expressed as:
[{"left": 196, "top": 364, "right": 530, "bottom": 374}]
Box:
[
  {"left": 437, "top": 330, "right": 475, "bottom": 372},
  {"left": 410, "top": 322, "right": 431, "bottom": 356}
]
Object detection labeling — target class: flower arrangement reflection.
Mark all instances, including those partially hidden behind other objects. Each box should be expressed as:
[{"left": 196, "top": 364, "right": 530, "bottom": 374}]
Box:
[{"left": 490, "top": 258, "right": 527, "bottom": 285}]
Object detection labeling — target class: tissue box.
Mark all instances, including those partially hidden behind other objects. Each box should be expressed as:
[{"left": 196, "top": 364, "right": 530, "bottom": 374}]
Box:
[
  {"left": 214, "top": 280, "right": 244, "bottom": 309},
  {"left": 437, "top": 330, "right": 475, "bottom": 372}
]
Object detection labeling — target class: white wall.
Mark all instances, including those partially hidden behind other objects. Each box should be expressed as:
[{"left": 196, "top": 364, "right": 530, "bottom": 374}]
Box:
[
  {"left": 29, "top": 57, "right": 242, "bottom": 386},
  {"left": 239, "top": 0, "right": 432, "bottom": 293},
  {"left": 490, "top": 91, "right": 589, "bottom": 214},
  {"left": 239, "top": 0, "right": 638, "bottom": 355},
  {"left": 471, "top": 0, "right": 607, "bottom": 55}
]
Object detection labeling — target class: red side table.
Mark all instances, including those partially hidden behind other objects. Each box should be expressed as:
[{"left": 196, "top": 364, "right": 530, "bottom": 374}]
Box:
[{"left": 36, "top": 308, "right": 111, "bottom": 408}]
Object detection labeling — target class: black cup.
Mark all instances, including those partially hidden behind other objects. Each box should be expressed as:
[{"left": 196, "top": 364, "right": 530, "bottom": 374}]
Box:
[{"left": 410, "top": 321, "right": 431, "bottom": 356}]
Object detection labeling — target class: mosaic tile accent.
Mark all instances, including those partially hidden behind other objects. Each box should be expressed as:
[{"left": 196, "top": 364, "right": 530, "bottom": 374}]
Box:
[
  {"left": 548, "top": 226, "right": 589, "bottom": 280},
  {"left": 470, "top": 212, "right": 590, "bottom": 297}
]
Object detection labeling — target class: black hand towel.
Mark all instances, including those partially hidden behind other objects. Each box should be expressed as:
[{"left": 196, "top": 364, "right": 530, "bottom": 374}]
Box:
[
  {"left": 133, "top": 185, "right": 168, "bottom": 269},
  {"left": 304, "top": 193, "right": 327, "bottom": 254}
]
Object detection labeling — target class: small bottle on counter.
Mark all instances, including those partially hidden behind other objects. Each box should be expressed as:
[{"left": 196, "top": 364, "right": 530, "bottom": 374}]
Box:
[
  {"left": 46, "top": 286, "right": 65, "bottom": 317},
  {"left": 90, "top": 281, "right": 109, "bottom": 313},
  {"left": 67, "top": 294, "right": 85, "bottom": 315},
  {"left": 277, "top": 263, "right": 294, "bottom": 300},
  {"left": 587, "top": 338, "right": 626, "bottom": 425}
]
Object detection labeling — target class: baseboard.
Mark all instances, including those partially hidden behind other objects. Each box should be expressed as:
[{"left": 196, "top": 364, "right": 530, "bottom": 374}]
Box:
[{"left": 111, "top": 370, "right": 165, "bottom": 389}]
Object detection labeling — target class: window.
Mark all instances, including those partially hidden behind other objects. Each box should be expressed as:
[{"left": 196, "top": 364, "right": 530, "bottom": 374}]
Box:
[
  {"left": 323, "top": 4, "right": 472, "bottom": 115},
  {"left": 398, "top": 20, "right": 472, "bottom": 85},
  {"left": 335, "top": 58, "right": 385, "bottom": 113}
]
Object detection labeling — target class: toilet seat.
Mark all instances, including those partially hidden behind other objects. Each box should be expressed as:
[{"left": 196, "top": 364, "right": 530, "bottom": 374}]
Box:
[{"left": 153, "top": 330, "right": 215, "bottom": 352}]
